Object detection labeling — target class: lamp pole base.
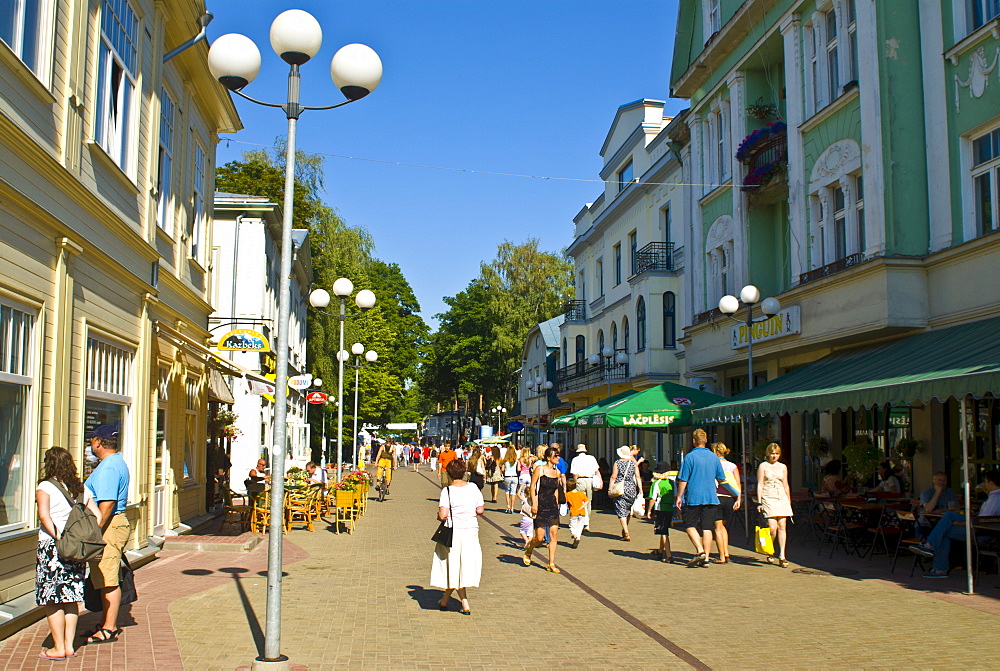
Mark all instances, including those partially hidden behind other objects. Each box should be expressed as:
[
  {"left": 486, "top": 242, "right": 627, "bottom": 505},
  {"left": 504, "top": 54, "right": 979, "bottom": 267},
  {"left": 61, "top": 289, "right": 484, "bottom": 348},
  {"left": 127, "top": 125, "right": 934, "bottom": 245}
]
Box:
[{"left": 252, "top": 655, "right": 290, "bottom": 670}]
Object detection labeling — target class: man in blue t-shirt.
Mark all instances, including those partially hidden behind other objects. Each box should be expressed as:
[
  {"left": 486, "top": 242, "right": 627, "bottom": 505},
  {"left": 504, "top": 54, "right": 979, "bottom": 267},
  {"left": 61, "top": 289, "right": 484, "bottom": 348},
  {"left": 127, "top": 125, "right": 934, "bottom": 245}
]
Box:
[
  {"left": 83, "top": 424, "right": 131, "bottom": 644},
  {"left": 675, "top": 428, "right": 726, "bottom": 568},
  {"left": 551, "top": 443, "right": 568, "bottom": 475}
]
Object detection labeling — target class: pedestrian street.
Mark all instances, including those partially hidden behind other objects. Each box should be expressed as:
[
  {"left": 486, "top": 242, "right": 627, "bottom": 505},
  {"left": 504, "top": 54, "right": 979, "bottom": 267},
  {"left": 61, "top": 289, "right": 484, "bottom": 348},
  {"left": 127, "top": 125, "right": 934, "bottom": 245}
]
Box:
[{"left": 2, "top": 466, "right": 999, "bottom": 670}]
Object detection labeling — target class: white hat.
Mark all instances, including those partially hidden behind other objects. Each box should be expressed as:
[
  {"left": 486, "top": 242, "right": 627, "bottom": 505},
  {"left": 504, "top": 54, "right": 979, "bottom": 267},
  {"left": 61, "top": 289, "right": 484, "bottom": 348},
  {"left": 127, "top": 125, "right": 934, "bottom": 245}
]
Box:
[
  {"left": 616, "top": 445, "right": 632, "bottom": 459},
  {"left": 575, "top": 444, "right": 587, "bottom": 453}
]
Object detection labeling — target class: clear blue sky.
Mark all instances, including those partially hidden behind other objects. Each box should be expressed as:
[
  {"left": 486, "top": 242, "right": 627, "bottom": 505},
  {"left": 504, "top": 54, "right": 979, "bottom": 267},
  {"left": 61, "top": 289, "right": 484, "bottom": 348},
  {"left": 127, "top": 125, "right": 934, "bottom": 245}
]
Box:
[{"left": 209, "top": 0, "right": 686, "bottom": 326}]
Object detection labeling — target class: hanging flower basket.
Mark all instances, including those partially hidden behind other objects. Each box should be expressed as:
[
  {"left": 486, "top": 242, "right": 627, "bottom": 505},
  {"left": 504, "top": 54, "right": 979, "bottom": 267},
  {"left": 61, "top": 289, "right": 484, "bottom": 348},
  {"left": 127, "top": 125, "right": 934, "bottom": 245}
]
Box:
[{"left": 736, "top": 121, "right": 787, "bottom": 163}]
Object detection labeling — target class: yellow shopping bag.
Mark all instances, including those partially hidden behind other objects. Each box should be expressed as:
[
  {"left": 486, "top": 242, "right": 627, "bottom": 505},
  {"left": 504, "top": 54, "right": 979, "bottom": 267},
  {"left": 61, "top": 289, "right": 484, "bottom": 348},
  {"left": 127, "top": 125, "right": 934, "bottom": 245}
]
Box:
[{"left": 754, "top": 525, "right": 775, "bottom": 555}]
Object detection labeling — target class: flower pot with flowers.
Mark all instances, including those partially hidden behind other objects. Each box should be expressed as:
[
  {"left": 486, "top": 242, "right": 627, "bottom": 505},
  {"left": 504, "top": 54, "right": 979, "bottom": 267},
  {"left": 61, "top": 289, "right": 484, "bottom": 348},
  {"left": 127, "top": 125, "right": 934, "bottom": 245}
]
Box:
[
  {"left": 842, "top": 441, "right": 880, "bottom": 489},
  {"left": 746, "top": 97, "right": 778, "bottom": 119}
]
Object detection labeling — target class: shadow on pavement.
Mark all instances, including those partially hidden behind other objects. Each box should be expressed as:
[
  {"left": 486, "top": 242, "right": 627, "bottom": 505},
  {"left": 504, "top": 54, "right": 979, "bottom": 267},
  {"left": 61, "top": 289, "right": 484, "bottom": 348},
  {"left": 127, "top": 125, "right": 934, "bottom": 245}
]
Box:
[
  {"left": 218, "top": 567, "right": 264, "bottom": 656},
  {"left": 406, "top": 584, "right": 445, "bottom": 610}
]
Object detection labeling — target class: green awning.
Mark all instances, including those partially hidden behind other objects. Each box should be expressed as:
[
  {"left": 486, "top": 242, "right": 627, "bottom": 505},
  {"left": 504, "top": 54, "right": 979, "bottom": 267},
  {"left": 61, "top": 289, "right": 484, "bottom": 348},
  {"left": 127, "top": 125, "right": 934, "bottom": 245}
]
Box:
[
  {"left": 693, "top": 316, "right": 1000, "bottom": 421},
  {"left": 573, "top": 382, "right": 725, "bottom": 430},
  {"left": 550, "top": 389, "right": 640, "bottom": 428}
]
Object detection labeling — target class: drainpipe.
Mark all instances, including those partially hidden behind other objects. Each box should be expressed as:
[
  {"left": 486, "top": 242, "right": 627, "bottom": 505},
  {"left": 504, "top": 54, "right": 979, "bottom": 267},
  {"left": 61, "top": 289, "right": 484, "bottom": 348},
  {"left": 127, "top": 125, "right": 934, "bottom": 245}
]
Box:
[{"left": 163, "top": 12, "right": 213, "bottom": 63}]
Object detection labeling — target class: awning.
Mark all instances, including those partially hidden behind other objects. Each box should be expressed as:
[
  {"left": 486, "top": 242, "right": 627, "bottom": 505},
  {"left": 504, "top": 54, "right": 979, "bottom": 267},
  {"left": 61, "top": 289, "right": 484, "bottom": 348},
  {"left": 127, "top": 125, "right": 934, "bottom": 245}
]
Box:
[
  {"left": 207, "top": 368, "right": 236, "bottom": 404},
  {"left": 550, "top": 389, "right": 640, "bottom": 428},
  {"left": 573, "top": 382, "right": 725, "bottom": 430},
  {"left": 693, "top": 315, "right": 1000, "bottom": 421}
]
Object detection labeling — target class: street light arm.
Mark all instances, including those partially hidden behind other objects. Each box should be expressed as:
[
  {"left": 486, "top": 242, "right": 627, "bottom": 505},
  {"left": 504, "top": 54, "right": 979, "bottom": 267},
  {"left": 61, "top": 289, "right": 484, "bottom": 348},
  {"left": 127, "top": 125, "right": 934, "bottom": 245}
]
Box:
[
  {"left": 301, "top": 98, "right": 356, "bottom": 112},
  {"left": 229, "top": 87, "right": 286, "bottom": 109},
  {"left": 309, "top": 307, "right": 371, "bottom": 320}
]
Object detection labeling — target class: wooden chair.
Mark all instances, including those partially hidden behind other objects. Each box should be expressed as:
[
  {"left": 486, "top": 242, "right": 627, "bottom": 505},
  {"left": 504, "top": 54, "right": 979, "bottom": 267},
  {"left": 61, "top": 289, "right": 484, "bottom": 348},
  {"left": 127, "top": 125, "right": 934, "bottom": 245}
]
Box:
[
  {"left": 333, "top": 488, "right": 357, "bottom": 534},
  {"left": 287, "top": 485, "right": 321, "bottom": 532},
  {"left": 221, "top": 488, "right": 252, "bottom": 534},
  {"left": 819, "top": 500, "right": 865, "bottom": 558},
  {"left": 251, "top": 490, "right": 288, "bottom": 534},
  {"left": 890, "top": 511, "right": 927, "bottom": 576},
  {"left": 973, "top": 518, "right": 1000, "bottom": 581}
]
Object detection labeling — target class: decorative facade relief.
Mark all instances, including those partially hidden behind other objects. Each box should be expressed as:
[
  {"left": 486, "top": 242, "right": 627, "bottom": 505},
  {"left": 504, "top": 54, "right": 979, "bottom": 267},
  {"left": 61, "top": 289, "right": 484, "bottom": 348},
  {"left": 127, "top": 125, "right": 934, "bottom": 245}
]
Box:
[
  {"left": 953, "top": 46, "right": 999, "bottom": 113},
  {"left": 809, "top": 140, "right": 861, "bottom": 189}
]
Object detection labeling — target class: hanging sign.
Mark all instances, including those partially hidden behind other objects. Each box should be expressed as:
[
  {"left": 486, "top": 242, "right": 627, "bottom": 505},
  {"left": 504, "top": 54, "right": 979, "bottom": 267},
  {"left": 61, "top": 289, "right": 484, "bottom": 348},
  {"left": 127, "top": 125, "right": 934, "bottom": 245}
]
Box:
[
  {"left": 889, "top": 408, "right": 911, "bottom": 427},
  {"left": 218, "top": 329, "right": 270, "bottom": 351},
  {"left": 288, "top": 375, "right": 313, "bottom": 390},
  {"left": 507, "top": 421, "right": 524, "bottom": 432},
  {"left": 306, "top": 391, "right": 328, "bottom": 404},
  {"left": 731, "top": 306, "right": 801, "bottom": 349}
]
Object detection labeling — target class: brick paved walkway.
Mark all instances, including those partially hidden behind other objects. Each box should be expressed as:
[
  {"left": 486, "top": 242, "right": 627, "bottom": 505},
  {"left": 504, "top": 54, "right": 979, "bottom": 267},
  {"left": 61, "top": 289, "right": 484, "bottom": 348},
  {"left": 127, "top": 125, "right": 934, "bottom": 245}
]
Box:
[{"left": 2, "top": 468, "right": 999, "bottom": 669}]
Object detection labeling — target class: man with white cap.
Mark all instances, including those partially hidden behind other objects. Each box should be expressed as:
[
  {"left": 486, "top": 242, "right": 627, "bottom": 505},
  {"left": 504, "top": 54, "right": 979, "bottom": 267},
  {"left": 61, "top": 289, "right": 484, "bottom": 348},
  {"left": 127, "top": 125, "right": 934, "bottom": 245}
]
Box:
[{"left": 569, "top": 444, "right": 600, "bottom": 529}]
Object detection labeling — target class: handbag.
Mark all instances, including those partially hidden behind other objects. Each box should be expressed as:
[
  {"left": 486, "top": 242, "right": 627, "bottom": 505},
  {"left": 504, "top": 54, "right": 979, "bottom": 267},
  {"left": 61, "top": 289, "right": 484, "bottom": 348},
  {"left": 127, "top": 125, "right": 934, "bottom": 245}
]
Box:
[
  {"left": 754, "top": 525, "right": 775, "bottom": 555},
  {"left": 608, "top": 480, "right": 625, "bottom": 498},
  {"left": 83, "top": 556, "right": 137, "bottom": 612},
  {"left": 431, "top": 487, "right": 454, "bottom": 548}
]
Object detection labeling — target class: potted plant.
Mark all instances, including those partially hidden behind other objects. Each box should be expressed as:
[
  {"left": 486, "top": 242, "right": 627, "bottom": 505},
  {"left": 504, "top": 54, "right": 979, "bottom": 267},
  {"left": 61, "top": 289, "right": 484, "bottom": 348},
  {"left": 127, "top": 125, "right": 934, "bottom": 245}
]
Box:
[
  {"left": 842, "top": 442, "right": 880, "bottom": 485},
  {"left": 746, "top": 97, "right": 777, "bottom": 119},
  {"left": 752, "top": 438, "right": 773, "bottom": 462},
  {"left": 805, "top": 435, "right": 830, "bottom": 458},
  {"left": 894, "top": 437, "right": 919, "bottom": 460}
]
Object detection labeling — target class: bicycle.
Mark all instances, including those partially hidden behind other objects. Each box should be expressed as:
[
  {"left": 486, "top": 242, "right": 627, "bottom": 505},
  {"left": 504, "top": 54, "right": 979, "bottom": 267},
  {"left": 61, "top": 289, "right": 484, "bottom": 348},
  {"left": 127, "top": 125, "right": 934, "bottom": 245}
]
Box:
[{"left": 376, "top": 466, "right": 390, "bottom": 501}]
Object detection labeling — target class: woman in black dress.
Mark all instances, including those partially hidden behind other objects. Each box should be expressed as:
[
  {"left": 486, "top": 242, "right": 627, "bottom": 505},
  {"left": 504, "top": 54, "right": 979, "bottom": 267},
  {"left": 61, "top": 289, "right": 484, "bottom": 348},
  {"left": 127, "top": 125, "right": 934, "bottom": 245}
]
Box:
[
  {"left": 610, "top": 445, "right": 640, "bottom": 541},
  {"left": 523, "top": 447, "right": 566, "bottom": 573}
]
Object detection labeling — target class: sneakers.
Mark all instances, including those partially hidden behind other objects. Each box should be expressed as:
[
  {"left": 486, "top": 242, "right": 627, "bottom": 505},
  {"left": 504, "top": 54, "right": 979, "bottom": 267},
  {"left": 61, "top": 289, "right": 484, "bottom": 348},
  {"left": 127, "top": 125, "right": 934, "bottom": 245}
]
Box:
[
  {"left": 571, "top": 537, "right": 580, "bottom": 549},
  {"left": 686, "top": 554, "right": 706, "bottom": 568},
  {"left": 923, "top": 569, "right": 948, "bottom": 578},
  {"left": 910, "top": 543, "right": 934, "bottom": 557}
]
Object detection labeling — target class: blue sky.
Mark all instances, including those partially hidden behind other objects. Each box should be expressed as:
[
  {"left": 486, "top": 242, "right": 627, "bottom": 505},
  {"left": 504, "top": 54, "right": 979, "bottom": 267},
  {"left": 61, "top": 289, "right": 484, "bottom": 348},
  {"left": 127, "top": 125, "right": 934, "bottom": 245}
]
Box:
[{"left": 210, "top": 0, "right": 686, "bottom": 326}]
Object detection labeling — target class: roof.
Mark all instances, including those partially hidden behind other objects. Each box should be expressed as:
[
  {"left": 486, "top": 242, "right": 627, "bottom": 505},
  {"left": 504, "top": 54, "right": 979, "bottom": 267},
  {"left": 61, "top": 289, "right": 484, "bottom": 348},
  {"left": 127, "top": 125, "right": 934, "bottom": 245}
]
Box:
[{"left": 538, "top": 314, "right": 565, "bottom": 349}]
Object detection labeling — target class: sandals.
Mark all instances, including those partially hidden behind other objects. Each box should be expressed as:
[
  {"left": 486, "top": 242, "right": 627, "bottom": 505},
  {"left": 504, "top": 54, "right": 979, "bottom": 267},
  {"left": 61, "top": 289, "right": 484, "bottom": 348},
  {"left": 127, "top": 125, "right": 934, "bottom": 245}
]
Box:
[
  {"left": 522, "top": 552, "right": 532, "bottom": 566},
  {"left": 765, "top": 555, "right": 779, "bottom": 566},
  {"left": 85, "top": 628, "right": 121, "bottom": 644},
  {"left": 546, "top": 564, "right": 561, "bottom": 573},
  {"left": 38, "top": 649, "right": 64, "bottom": 660},
  {"left": 779, "top": 559, "right": 789, "bottom": 568}
]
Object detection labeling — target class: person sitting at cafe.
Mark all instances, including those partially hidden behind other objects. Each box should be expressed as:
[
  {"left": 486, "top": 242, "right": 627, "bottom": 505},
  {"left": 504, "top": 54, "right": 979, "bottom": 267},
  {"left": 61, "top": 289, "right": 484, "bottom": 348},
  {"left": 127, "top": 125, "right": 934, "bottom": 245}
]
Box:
[
  {"left": 917, "top": 471, "right": 958, "bottom": 536},
  {"left": 912, "top": 470, "right": 1000, "bottom": 578},
  {"left": 244, "top": 458, "right": 270, "bottom": 497},
  {"left": 305, "top": 461, "right": 328, "bottom": 489},
  {"left": 872, "top": 461, "right": 902, "bottom": 494},
  {"left": 820, "top": 460, "right": 844, "bottom": 496}
]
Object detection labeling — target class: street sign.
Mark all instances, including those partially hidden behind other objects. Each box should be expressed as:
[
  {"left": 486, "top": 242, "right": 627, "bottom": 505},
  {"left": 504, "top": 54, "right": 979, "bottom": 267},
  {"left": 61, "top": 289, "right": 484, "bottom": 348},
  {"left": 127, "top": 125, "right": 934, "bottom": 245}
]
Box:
[
  {"left": 507, "top": 420, "right": 524, "bottom": 432},
  {"left": 306, "top": 391, "right": 328, "bottom": 404}
]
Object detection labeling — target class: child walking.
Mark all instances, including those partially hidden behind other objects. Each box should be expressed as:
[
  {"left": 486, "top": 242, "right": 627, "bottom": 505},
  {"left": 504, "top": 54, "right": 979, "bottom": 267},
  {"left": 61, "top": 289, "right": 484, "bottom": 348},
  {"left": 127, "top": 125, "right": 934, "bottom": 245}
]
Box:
[
  {"left": 517, "top": 492, "right": 534, "bottom": 549},
  {"left": 649, "top": 462, "right": 675, "bottom": 563},
  {"left": 565, "top": 475, "right": 589, "bottom": 549}
]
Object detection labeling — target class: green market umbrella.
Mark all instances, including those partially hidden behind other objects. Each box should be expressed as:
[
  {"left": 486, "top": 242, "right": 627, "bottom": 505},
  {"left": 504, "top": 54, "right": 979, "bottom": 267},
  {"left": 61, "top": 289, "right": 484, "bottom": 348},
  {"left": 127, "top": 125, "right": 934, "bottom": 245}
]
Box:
[
  {"left": 576, "top": 382, "right": 725, "bottom": 431},
  {"left": 550, "top": 389, "right": 640, "bottom": 428}
]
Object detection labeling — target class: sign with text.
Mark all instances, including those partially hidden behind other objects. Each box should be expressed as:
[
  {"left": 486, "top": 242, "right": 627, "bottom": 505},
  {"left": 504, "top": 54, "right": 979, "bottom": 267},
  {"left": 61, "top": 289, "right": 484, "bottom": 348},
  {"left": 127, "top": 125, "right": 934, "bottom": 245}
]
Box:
[
  {"left": 218, "top": 329, "right": 270, "bottom": 351},
  {"left": 306, "top": 391, "right": 328, "bottom": 404},
  {"left": 287, "top": 375, "right": 313, "bottom": 390},
  {"left": 731, "top": 306, "right": 801, "bottom": 349},
  {"left": 889, "top": 408, "right": 911, "bottom": 427}
]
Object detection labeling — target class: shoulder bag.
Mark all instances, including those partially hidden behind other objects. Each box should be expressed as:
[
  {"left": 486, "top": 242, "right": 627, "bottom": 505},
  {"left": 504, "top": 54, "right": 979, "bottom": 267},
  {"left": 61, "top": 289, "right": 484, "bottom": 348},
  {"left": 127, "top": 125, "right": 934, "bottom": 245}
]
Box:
[
  {"left": 48, "top": 479, "right": 107, "bottom": 562},
  {"left": 430, "top": 487, "right": 454, "bottom": 548}
]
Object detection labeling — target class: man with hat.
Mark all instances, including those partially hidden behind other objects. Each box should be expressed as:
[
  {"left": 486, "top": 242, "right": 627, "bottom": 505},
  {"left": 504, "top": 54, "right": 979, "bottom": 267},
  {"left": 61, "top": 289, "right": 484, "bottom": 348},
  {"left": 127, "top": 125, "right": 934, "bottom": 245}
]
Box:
[
  {"left": 82, "top": 425, "right": 131, "bottom": 644},
  {"left": 569, "top": 444, "right": 600, "bottom": 526}
]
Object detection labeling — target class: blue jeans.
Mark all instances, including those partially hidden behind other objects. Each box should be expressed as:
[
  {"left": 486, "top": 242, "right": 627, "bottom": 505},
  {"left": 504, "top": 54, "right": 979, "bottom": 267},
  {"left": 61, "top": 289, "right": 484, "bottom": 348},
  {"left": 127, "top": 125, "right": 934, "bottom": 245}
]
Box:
[{"left": 928, "top": 511, "right": 968, "bottom": 572}]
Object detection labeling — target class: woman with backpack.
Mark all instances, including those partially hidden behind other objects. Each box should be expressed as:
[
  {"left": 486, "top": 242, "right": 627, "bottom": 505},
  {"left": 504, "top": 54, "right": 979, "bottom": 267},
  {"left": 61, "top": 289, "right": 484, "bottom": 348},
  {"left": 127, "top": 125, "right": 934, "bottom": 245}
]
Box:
[{"left": 35, "top": 446, "right": 103, "bottom": 660}]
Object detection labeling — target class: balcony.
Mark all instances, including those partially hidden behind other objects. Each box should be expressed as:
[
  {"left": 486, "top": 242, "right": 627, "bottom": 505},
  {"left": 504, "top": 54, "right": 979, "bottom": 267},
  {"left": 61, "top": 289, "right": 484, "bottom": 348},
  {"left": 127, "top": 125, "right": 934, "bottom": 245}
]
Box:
[
  {"left": 691, "top": 306, "right": 723, "bottom": 326},
  {"left": 798, "top": 253, "right": 865, "bottom": 286},
  {"left": 738, "top": 123, "right": 788, "bottom": 194},
  {"left": 563, "top": 300, "right": 586, "bottom": 322},
  {"left": 632, "top": 242, "right": 675, "bottom": 275},
  {"left": 555, "top": 351, "right": 629, "bottom": 394}
]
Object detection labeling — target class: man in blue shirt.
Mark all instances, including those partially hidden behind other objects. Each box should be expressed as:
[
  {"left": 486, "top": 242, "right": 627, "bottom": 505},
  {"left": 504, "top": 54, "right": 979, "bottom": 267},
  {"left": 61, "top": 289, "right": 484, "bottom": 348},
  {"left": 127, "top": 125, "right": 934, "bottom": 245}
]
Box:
[
  {"left": 917, "top": 471, "right": 959, "bottom": 535},
  {"left": 675, "top": 428, "right": 726, "bottom": 567},
  {"left": 551, "top": 443, "right": 568, "bottom": 475},
  {"left": 914, "top": 470, "right": 1000, "bottom": 578},
  {"left": 83, "top": 425, "right": 131, "bottom": 644}
]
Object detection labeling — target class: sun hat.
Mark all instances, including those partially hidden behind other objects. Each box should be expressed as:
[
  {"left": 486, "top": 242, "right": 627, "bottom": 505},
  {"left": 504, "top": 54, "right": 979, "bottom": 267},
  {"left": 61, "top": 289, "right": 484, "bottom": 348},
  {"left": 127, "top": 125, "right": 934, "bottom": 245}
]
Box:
[
  {"left": 652, "top": 461, "right": 670, "bottom": 478},
  {"left": 616, "top": 445, "right": 631, "bottom": 459},
  {"left": 575, "top": 444, "right": 587, "bottom": 453}
]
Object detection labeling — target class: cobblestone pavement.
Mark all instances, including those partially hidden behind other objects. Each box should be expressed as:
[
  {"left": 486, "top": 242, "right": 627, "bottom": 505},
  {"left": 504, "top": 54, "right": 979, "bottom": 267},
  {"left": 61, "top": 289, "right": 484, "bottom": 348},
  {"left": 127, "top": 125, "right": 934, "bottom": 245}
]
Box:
[{"left": 2, "top": 468, "right": 999, "bottom": 670}]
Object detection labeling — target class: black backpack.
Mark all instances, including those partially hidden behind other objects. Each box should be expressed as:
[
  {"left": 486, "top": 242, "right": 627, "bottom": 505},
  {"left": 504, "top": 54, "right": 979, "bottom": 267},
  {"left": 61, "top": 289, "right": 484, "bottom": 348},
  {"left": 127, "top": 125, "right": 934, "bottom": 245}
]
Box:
[{"left": 49, "top": 479, "right": 107, "bottom": 562}]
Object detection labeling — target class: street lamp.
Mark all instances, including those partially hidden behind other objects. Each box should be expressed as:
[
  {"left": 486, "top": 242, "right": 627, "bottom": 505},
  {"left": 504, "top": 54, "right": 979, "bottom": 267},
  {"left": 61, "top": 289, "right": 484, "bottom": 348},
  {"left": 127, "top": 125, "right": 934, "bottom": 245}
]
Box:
[
  {"left": 207, "top": 10, "right": 382, "bottom": 665},
  {"left": 719, "top": 284, "right": 780, "bottom": 545},
  {"left": 526, "top": 377, "right": 552, "bottom": 447},
  {"left": 491, "top": 405, "right": 507, "bottom": 432},
  {"left": 345, "top": 342, "right": 378, "bottom": 469},
  {"left": 589, "top": 346, "right": 629, "bottom": 400},
  {"left": 308, "top": 279, "right": 377, "bottom": 484}
]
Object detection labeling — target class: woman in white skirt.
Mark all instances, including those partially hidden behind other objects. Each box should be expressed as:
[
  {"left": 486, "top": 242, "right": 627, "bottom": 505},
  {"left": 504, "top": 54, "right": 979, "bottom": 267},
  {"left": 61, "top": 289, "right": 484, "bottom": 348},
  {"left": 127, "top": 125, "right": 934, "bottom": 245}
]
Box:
[{"left": 431, "top": 459, "right": 484, "bottom": 614}]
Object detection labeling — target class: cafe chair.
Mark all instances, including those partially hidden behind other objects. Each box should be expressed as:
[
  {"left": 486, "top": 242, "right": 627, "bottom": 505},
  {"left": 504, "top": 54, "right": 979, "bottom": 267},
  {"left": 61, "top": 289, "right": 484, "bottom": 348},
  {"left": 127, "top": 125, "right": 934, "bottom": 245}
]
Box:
[
  {"left": 891, "top": 511, "right": 927, "bottom": 576},
  {"left": 251, "top": 490, "right": 288, "bottom": 534},
  {"left": 973, "top": 521, "right": 1000, "bottom": 581},
  {"left": 286, "top": 485, "right": 322, "bottom": 532},
  {"left": 866, "top": 504, "right": 906, "bottom": 561},
  {"left": 221, "top": 488, "right": 252, "bottom": 534},
  {"left": 819, "top": 500, "right": 865, "bottom": 558}
]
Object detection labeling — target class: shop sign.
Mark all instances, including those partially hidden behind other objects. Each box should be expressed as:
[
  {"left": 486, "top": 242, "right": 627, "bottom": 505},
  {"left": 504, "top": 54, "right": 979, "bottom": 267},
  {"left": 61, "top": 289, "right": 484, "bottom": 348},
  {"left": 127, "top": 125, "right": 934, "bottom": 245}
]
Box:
[
  {"left": 507, "top": 421, "right": 524, "bottom": 431},
  {"left": 218, "top": 329, "right": 270, "bottom": 351},
  {"left": 306, "top": 391, "right": 328, "bottom": 404},
  {"left": 731, "top": 306, "right": 801, "bottom": 349},
  {"left": 288, "top": 375, "right": 313, "bottom": 390},
  {"left": 889, "top": 408, "right": 911, "bottom": 427},
  {"left": 623, "top": 414, "right": 676, "bottom": 426}
]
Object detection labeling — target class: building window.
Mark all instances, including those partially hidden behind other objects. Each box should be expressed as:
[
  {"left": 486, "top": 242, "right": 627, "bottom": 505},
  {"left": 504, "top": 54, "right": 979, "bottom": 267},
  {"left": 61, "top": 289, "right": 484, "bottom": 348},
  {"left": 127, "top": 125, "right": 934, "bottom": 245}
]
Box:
[
  {"left": 846, "top": 0, "right": 858, "bottom": 83},
  {"left": 614, "top": 244, "right": 622, "bottom": 285},
  {"left": 973, "top": 127, "right": 1000, "bottom": 236},
  {"left": 663, "top": 204, "right": 672, "bottom": 244},
  {"left": 972, "top": 0, "right": 1000, "bottom": 30},
  {"left": 596, "top": 258, "right": 604, "bottom": 296},
  {"left": 708, "top": 0, "right": 721, "bottom": 33},
  {"left": 0, "top": 302, "right": 35, "bottom": 531},
  {"left": 84, "top": 336, "right": 133, "bottom": 483},
  {"left": 629, "top": 231, "right": 637, "bottom": 275},
  {"left": 825, "top": 8, "right": 839, "bottom": 104},
  {"left": 0, "top": 0, "right": 51, "bottom": 79},
  {"left": 618, "top": 159, "right": 634, "bottom": 192},
  {"left": 575, "top": 335, "right": 586, "bottom": 374},
  {"left": 636, "top": 297, "right": 646, "bottom": 351},
  {"left": 855, "top": 174, "right": 866, "bottom": 252},
  {"left": 191, "top": 141, "right": 206, "bottom": 261},
  {"left": 623, "top": 317, "right": 630, "bottom": 354},
  {"left": 95, "top": 0, "right": 138, "bottom": 173},
  {"left": 562, "top": 338, "right": 567, "bottom": 368},
  {"left": 611, "top": 322, "right": 618, "bottom": 350},
  {"left": 578, "top": 270, "right": 585, "bottom": 303},
  {"left": 833, "top": 185, "right": 847, "bottom": 260},
  {"left": 598, "top": 330, "right": 605, "bottom": 354},
  {"left": 663, "top": 292, "right": 676, "bottom": 349},
  {"left": 184, "top": 376, "right": 198, "bottom": 482},
  {"left": 156, "top": 90, "right": 175, "bottom": 235}
]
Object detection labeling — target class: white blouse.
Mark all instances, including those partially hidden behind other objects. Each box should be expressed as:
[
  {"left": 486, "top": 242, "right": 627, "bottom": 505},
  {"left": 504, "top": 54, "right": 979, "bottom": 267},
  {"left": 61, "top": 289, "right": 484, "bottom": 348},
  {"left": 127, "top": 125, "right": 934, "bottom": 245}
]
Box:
[{"left": 37, "top": 480, "right": 94, "bottom": 539}]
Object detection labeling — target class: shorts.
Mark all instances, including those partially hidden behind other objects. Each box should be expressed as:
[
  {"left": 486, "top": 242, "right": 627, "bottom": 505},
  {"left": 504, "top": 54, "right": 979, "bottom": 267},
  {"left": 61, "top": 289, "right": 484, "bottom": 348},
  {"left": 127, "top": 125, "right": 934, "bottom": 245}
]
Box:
[
  {"left": 653, "top": 509, "right": 672, "bottom": 535},
  {"left": 518, "top": 474, "right": 530, "bottom": 486},
  {"left": 89, "top": 514, "right": 131, "bottom": 589},
  {"left": 519, "top": 515, "right": 534, "bottom": 536},
  {"left": 504, "top": 476, "right": 518, "bottom": 494},
  {"left": 681, "top": 504, "right": 721, "bottom": 532},
  {"left": 717, "top": 495, "right": 735, "bottom": 519}
]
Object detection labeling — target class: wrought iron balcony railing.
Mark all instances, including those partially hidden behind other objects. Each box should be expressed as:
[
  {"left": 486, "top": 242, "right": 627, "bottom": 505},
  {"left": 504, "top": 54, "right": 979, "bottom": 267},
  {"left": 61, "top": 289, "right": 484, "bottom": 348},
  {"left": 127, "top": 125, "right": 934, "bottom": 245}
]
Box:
[
  {"left": 632, "top": 242, "right": 675, "bottom": 275},
  {"left": 563, "top": 300, "right": 586, "bottom": 321},
  {"left": 798, "top": 253, "right": 865, "bottom": 286},
  {"left": 555, "top": 351, "right": 629, "bottom": 394}
]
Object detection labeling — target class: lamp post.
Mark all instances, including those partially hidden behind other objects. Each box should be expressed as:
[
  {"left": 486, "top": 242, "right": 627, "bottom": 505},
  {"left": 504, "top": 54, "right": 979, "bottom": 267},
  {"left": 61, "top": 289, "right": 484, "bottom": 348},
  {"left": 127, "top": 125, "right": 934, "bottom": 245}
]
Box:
[
  {"left": 207, "top": 11, "right": 382, "bottom": 666},
  {"left": 491, "top": 405, "right": 506, "bottom": 433},
  {"left": 719, "top": 284, "right": 780, "bottom": 545},
  {"left": 310, "top": 376, "right": 323, "bottom": 461},
  {"left": 345, "top": 342, "right": 378, "bottom": 469},
  {"left": 526, "top": 377, "right": 552, "bottom": 447},
  {"left": 588, "top": 347, "right": 628, "bottom": 457},
  {"left": 308, "top": 279, "right": 376, "bottom": 484}
]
